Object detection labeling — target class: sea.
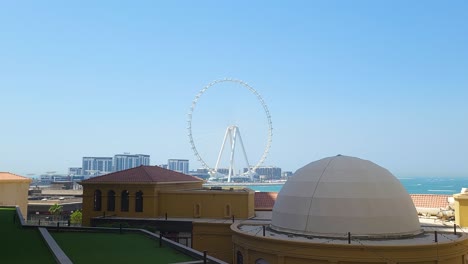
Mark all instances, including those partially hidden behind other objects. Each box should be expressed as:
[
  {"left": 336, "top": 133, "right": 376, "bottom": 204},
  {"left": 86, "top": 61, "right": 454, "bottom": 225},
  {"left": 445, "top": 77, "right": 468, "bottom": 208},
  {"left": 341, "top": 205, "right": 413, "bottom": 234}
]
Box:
[{"left": 235, "top": 176, "right": 468, "bottom": 195}]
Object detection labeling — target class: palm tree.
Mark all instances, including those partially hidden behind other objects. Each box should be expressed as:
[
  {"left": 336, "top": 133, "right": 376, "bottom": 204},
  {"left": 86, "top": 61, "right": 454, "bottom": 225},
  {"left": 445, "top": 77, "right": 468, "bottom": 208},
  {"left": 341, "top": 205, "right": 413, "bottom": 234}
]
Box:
[{"left": 48, "top": 203, "right": 63, "bottom": 221}]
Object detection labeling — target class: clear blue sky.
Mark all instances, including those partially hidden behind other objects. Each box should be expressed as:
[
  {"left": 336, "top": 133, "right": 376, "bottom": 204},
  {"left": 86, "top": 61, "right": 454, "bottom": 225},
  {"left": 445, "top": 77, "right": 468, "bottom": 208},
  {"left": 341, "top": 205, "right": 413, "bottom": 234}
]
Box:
[{"left": 1, "top": 1, "right": 467, "bottom": 177}]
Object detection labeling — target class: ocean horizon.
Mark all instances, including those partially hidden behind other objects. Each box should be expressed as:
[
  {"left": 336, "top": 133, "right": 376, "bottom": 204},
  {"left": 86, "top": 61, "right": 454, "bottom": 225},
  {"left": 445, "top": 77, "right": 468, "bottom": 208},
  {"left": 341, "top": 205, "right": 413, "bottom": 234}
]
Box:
[{"left": 227, "top": 176, "right": 468, "bottom": 195}]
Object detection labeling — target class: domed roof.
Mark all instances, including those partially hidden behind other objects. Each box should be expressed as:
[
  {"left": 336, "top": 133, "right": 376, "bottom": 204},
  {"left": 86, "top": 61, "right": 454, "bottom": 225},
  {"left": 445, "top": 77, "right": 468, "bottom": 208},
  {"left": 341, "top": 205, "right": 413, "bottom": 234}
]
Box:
[{"left": 271, "top": 155, "right": 421, "bottom": 238}]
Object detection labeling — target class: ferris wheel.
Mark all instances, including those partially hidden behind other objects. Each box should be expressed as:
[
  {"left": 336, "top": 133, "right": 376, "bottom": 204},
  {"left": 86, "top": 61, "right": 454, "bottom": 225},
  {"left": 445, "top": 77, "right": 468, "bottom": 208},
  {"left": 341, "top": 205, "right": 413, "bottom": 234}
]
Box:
[{"left": 187, "top": 78, "right": 273, "bottom": 182}]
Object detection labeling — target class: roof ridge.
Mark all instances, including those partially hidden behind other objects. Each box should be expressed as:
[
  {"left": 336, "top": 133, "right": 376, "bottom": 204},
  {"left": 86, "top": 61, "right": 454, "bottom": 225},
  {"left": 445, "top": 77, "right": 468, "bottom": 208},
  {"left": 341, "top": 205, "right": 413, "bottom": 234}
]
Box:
[
  {"left": 140, "top": 166, "right": 154, "bottom": 181},
  {"left": 80, "top": 165, "right": 203, "bottom": 183},
  {"left": 88, "top": 166, "right": 138, "bottom": 180}
]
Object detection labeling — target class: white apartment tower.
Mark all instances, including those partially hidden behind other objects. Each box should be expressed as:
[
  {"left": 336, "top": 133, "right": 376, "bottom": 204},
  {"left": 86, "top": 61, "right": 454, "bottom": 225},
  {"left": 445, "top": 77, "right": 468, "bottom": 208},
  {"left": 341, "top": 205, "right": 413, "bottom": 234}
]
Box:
[{"left": 168, "top": 159, "right": 189, "bottom": 174}]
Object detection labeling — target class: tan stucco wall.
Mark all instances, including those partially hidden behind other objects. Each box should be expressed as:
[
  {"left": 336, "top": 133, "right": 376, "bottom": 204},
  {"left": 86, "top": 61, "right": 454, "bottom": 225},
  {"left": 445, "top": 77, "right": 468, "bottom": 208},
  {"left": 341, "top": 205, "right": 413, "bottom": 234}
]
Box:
[
  {"left": 0, "top": 181, "right": 30, "bottom": 217},
  {"left": 80, "top": 181, "right": 204, "bottom": 226},
  {"left": 193, "top": 222, "right": 233, "bottom": 263},
  {"left": 154, "top": 182, "right": 203, "bottom": 191},
  {"left": 80, "top": 181, "right": 253, "bottom": 226},
  {"left": 81, "top": 183, "right": 160, "bottom": 226},
  {"left": 454, "top": 193, "right": 468, "bottom": 227},
  {"left": 159, "top": 189, "right": 255, "bottom": 219},
  {"left": 231, "top": 224, "right": 468, "bottom": 264}
]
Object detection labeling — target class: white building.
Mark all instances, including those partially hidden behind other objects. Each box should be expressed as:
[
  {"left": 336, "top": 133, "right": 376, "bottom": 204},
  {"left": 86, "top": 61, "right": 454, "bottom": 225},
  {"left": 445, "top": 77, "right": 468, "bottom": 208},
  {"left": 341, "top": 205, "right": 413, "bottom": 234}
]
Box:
[
  {"left": 113, "top": 154, "right": 150, "bottom": 172},
  {"left": 168, "top": 159, "right": 189, "bottom": 174}
]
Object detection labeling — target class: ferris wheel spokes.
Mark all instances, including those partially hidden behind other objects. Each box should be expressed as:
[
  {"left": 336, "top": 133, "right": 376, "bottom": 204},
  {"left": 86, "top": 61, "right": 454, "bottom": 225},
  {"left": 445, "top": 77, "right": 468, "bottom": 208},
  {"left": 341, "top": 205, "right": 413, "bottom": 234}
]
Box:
[{"left": 188, "top": 79, "right": 273, "bottom": 182}]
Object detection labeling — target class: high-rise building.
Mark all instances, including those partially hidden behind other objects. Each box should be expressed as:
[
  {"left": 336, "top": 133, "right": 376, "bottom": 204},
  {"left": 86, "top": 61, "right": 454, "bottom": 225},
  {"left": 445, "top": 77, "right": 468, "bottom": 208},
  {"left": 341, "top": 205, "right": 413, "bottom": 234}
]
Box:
[
  {"left": 168, "top": 159, "right": 189, "bottom": 174},
  {"left": 114, "top": 154, "right": 150, "bottom": 172},
  {"left": 82, "top": 157, "right": 113, "bottom": 176}
]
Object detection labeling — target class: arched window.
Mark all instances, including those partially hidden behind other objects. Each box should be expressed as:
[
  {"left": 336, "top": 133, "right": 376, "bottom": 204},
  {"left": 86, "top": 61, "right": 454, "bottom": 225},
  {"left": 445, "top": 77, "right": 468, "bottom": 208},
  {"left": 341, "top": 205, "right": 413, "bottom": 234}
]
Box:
[
  {"left": 255, "top": 259, "right": 269, "bottom": 264},
  {"left": 194, "top": 203, "right": 201, "bottom": 217},
  {"left": 135, "top": 191, "right": 143, "bottom": 212},
  {"left": 121, "top": 190, "right": 129, "bottom": 212},
  {"left": 107, "top": 190, "right": 115, "bottom": 211},
  {"left": 93, "top": 190, "right": 102, "bottom": 211},
  {"left": 225, "top": 204, "right": 231, "bottom": 217},
  {"left": 236, "top": 251, "right": 243, "bottom": 264}
]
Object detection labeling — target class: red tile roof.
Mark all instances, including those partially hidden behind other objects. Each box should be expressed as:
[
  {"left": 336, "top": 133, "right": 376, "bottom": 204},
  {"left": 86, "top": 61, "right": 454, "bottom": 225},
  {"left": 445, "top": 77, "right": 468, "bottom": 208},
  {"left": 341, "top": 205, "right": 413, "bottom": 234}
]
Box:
[
  {"left": 254, "top": 192, "right": 452, "bottom": 211},
  {"left": 410, "top": 194, "right": 451, "bottom": 209},
  {"left": 254, "top": 192, "right": 278, "bottom": 210},
  {"left": 80, "top": 166, "right": 203, "bottom": 184}
]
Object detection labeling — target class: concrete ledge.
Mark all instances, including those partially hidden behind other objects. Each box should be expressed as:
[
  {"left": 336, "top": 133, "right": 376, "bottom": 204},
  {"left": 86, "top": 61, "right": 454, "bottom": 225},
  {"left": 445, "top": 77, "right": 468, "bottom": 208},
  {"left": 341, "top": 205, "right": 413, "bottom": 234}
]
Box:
[
  {"left": 174, "top": 261, "right": 204, "bottom": 264},
  {"left": 38, "top": 228, "right": 73, "bottom": 264},
  {"left": 15, "top": 206, "right": 26, "bottom": 226}
]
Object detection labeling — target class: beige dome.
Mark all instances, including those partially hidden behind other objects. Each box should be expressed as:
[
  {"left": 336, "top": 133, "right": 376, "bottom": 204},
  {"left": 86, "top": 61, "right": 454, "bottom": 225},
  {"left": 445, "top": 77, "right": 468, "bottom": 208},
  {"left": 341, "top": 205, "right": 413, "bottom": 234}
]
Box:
[{"left": 271, "top": 155, "right": 421, "bottom": 238}]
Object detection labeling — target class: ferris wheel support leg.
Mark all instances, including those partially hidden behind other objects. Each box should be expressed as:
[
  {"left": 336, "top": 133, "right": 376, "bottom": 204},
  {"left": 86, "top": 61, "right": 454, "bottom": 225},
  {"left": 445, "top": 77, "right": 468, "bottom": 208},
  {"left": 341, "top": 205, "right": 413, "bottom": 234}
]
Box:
[
  {"left": 215, "top": 127, "right": 231, "bottom": 174},
  {"left": 228, "top": 127, "right": 238, "bottom": 183},
  {"left": 236, "top": 128, "right": 251, "bottom": 179}
]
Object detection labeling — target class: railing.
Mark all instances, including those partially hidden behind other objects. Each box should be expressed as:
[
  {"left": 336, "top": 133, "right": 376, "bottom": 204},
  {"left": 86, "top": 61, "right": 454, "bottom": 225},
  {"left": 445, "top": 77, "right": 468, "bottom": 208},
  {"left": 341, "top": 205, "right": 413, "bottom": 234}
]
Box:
[{"left": 25, "top": 219, "right": 81, "bottom": 227}]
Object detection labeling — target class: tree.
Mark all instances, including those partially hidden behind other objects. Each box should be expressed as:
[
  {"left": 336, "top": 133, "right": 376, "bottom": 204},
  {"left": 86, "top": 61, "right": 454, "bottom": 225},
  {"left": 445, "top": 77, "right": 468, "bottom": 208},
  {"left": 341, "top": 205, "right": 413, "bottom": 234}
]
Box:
[
  {"left": 70, "top": 210, "right": 82, "bottom": 225},
  {"left": 48, "top": 203, "right": 63, "bottom": 220}
]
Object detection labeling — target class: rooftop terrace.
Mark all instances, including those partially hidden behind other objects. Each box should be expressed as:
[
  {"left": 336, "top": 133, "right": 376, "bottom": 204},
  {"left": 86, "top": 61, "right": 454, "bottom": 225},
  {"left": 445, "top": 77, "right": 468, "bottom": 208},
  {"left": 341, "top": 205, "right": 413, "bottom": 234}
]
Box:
[
  {"left": 1, "top": 207, "right": 226, "bottom": 264},
  {"left": 0, "top": 208, "right": 55, "bottom": 263}
]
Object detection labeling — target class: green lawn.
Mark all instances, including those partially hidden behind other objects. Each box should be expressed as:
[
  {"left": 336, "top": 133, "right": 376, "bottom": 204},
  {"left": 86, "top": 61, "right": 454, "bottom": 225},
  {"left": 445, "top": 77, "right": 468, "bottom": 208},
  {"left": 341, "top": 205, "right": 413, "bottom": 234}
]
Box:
[
  {"left": 0, "top": 208, "right": 55, "bottom": 263},
  {"left": 52, "top": 231, "right": 195, "bottom": 264}
]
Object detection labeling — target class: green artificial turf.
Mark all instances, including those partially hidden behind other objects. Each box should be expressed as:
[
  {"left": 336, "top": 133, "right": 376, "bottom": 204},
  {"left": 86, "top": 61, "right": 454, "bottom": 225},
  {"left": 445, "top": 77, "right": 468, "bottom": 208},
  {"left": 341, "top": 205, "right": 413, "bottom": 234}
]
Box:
[
  {"left": 52, "top": 231, "right": 195, "bottom": 264},
  {"left": 0, "top": 208, "right": 55, "bottom": 263}
]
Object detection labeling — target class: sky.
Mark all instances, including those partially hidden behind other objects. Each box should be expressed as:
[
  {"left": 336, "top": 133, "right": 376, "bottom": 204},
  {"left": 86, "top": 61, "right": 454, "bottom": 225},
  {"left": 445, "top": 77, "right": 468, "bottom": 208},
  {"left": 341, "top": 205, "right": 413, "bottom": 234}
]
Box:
[{"left": 1, "top": 1, "right": 467, "bottom": 177}]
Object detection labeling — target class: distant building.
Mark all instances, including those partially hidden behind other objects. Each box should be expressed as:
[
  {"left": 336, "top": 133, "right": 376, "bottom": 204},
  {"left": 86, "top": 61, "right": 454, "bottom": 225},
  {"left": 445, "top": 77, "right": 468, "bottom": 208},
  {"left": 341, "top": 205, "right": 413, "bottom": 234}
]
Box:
[
  {"left": 216, "top": 168, "right": 230, "bottom": 175},
  {"left": 68, "top": 167, "right": 83, "bottom": 176},
  {"left": 168, "top": 159, "right": 189, "bottom": 174},
  {"left": 189, "top": 171, "right": 210, "bottom": 180},
  {"left": 114, "top": 154, "right": 150, "bottom": 172},
  {"left": 159, "top": 164, "right": 168, "bottom": 169},
  {"left": 82, "top": 157, "right": 113, "bottom": 176},
  {"left": 196, "top": 168, "right": 208, "bottom": 173},
  {"left": 39, "top": 174, "right": 53, "bottom": 184},
  {"left": 282, "top": 171, "right": 293, "bottom": 178},
  {"left": 244, "top": 166, "right": 282, "bottom": 180},
  {"left": 39, "top": 174, "right": 71, "bottom": 184},
  {"left": 189, "top": 168, "right": 210, "bottom": 180}
]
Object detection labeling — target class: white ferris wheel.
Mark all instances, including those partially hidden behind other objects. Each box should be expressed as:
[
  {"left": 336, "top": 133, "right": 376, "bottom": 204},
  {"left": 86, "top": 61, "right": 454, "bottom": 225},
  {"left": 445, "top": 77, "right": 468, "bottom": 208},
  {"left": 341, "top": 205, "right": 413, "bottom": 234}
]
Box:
[{"left": 187, "top": 78, "right": 273, "bottom": 182}]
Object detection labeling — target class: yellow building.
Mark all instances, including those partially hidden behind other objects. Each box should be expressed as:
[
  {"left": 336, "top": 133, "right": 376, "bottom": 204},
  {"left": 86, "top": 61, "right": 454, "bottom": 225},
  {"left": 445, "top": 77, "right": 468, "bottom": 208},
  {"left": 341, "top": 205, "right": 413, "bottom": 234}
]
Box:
[
  {"left": 231, "top": 155, "right": 468, "bottom": 264},
  {"left": 80, "top": 158, "right": 468, "bottom": 263},
  {"left": 0, "top": 172, "right": 32, "bottom": 217},
  {"left": 80, "top": 165, "right": 254, "bottom": 262},
  {"left": 454, "top": 191, "right": 468, "bottom": 228}
]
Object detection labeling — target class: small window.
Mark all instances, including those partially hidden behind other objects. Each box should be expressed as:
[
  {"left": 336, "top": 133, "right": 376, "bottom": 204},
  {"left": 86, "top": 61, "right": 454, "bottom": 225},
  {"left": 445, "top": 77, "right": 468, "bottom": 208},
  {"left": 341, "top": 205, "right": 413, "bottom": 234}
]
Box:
[
  {"left": 194, "top": 203, "right": 201, "bottom": 217},
  {"left": 107, "top": 190, "right": 115, "bottom": 211},
  {"left": 225, "top": 204, "right": 231, "bottom": 217},
  {"left": 135, "top": 191, "right": 143, "bottom": 212},
  {"left": 121, "top": 190, "right": 129, "bottom": 212},
  {"left": 93, "top": 190, "right": 102, "bottom": 211}
]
